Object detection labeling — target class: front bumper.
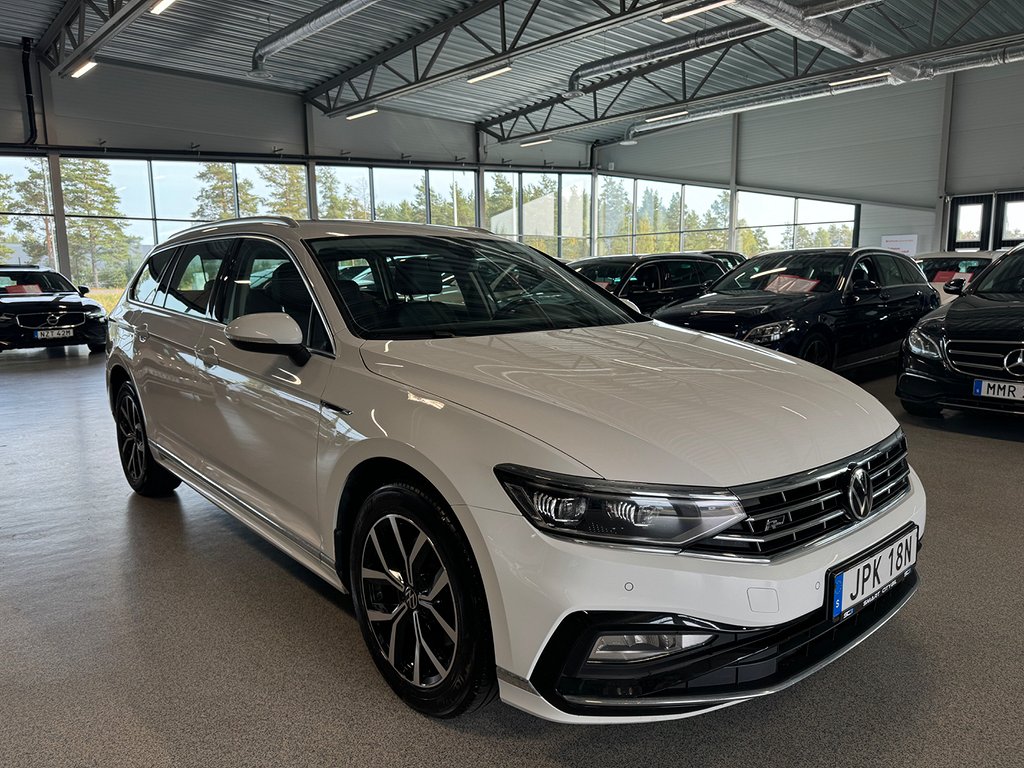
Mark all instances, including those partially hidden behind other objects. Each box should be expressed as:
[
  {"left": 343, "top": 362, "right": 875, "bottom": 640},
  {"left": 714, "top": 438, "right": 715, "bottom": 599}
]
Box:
[
  {"left": 474, "top": 469, "right": 925, "bottom": 723},
  {"left": 0, "top": 318, "right": 106, "bottom": 351},
  {"left": 897, "top": 346, "right": 1024, "bottom": 415}
]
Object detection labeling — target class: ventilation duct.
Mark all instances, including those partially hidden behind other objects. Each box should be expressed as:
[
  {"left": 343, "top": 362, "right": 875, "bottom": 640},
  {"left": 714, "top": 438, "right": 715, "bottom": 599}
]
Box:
[
  {"left": 622, "top": 41, "right": 1024, "bottom": 141},
  {"left": 249, "top": 0, "right": 382, "bottom": 78},
  {"left": 564, "top": 0, "right": 889, "bottom": 97}
]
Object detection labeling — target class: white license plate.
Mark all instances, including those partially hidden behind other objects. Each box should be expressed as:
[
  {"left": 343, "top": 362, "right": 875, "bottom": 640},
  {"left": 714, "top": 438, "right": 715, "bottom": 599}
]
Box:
[
  {"left": 35, "top": 328, "right": 74, "bottom": 339},
  {"left": 831, "top": 528, "right": 917, "bottom": 622},
  {"left": 974, "top": 379, "right": 1024, "bottom": 401}
]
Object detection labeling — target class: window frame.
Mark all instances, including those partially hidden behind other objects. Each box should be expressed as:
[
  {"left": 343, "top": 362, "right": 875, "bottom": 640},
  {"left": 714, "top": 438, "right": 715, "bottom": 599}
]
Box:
[{"left": 947, "top": 194, "right": 993, "bottom": 251}]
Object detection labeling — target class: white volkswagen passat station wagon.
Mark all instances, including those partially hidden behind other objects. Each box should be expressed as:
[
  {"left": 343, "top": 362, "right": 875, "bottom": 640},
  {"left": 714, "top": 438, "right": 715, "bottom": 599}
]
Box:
[{"left": 106, "top": 217, "right": 924, "bottom": 723}]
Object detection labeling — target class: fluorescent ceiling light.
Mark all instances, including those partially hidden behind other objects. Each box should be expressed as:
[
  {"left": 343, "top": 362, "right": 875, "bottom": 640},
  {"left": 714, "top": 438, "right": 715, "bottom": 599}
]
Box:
[
  {"left": 467, "top": 64, "right": 512, "bottom": 84},
  {"left": 150, "top": 0, "right": 177, "bottom": 14},
  {"left": 644, "top": 110, "right": 689, "bottom": 123},
  {"left": 829, "top": 71, "right": 891, "bottom": 87},
  {"left": 663, "top": 0, "right": 737, "bottom": 23},
  {"left": 345, "top": 108, "right": 379, "bottom": 120},
  {"left": 70, "top": 60, "right": 98, "bottom": 78},
  {"left": 520, "top": 138, "right": 552, "bottom": 147}
]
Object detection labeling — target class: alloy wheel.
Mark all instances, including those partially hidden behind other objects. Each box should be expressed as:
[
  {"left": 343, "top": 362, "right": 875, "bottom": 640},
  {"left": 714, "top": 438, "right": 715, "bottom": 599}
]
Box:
[
  {"left": 116, "top": 393, "right": 147, "bottom": 485},
  {"left": 360, "top": 514, "right": 458, "bottom": 689}
]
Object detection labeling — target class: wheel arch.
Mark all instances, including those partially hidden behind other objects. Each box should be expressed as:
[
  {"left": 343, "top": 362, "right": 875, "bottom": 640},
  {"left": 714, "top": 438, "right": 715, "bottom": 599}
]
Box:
[{"left": 107, "top": 363, "right": 132, "bottom": 414}]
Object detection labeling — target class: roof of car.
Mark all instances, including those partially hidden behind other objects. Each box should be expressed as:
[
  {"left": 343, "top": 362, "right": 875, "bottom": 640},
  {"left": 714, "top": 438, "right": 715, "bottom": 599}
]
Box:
[
  {"left": 158, "top": 216, "right": 502, "bottom": 248},
  {"left": 914, "top": 250, "right": 1004, "bottom": 260},
  {"left": 572, "top": 251, "right": 732, "bottom": 265},
  {"left": 0, "top": 264, "right": 48, "bottom": 270}
]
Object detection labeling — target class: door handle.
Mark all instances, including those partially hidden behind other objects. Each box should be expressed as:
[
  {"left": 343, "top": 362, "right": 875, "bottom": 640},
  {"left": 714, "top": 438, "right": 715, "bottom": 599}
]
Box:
[
  {"left": 196, "top": 345, "right": 219, "bottom": 366},
  {"left": 136, "top": 322, "right": 149, "bottom": 343}
]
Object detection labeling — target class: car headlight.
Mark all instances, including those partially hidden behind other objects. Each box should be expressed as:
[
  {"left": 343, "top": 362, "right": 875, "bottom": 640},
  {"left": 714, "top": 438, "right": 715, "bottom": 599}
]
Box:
[
  {"left": 85, "top": 307, "right": 106, "bottom": 318},
  {"left": 744, "top": 319, "right": 797, "bottom": 344},
  {"left": 908, "top": 326, "right": 941, "bottom": 359},
  {"left": 494, "top": 465, "right": 746, "bottom": 549},
  {"left": 0, "top": 313, "right": 13, "bottom": 323}
]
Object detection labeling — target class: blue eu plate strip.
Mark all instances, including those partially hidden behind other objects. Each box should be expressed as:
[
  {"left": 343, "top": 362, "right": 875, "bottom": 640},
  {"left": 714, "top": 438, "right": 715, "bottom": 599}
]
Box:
[
  {"left": 974, "top": 379, "right": 983, "bottom": 395},
  {"left": 832, "top": 573, "right": 844, "bottom": 618}
]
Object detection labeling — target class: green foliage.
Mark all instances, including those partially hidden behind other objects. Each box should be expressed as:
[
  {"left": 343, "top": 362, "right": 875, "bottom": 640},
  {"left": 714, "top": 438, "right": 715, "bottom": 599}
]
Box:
[
  {"left": 192, "top": 162, "right": 258, "bottom": 219},
  {"left": 0, "top": 172, "right": 14, "bottom": 260},
  {"left": 318, "top": 167, "right": 371, "bottom": 220},
  {"left": 11, "top": 157, "right": 56, "bottom": 268},
  {"left": 375, "top": 174, "right": 427, "bottom": 223},
  {"left": 429, "top": 173, "right": 476, "bottom": 227},
  {"left": 256, "top": 164, "right": 309, "bottom": 218},
  {"left": 597, "top": 177, "right": 632, "bottom": 238}
]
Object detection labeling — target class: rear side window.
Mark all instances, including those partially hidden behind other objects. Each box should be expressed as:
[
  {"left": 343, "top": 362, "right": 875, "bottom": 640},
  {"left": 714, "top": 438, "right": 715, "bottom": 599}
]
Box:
[
  {"left": 895, "top": 257, "right": 927, "bottom": 285},
  {"left": 163, "top": 240, "right": 232, "bottom": 316},
  {"left": 131, "top": 248, "right": 177, "bottom": 305},
  {"left": 659, "top": 260, "right": 703, "bottom": 288}
]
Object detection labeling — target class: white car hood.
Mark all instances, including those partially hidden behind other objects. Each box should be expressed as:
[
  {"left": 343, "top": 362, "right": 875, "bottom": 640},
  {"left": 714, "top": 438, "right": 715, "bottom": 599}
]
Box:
[{"left": 359, "top": 322, "right": 899, "bottom": 487}]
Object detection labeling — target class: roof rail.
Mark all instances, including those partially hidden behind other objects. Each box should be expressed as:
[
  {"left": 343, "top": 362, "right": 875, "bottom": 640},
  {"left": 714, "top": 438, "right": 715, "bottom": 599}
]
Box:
[
  {"left": 166, "top": 216, "right": 301, "bottom": 239},
  {"left": 0, "top": 263, "right": 43, "bottom": 269}
]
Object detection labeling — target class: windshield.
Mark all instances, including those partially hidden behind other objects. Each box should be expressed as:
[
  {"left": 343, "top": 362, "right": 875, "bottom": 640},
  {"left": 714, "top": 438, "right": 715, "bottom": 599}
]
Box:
[
  {"left": 971, "top": 250, "right": 1024, "bottom": 296},
  {"left": 917, "top": 257, "right": 990, "bottom": 282},
  {"left": 0, "top": 270, "right": 76, "bottom": 295},
  {"left": 712, "top": 251, "right": 846, "bottom": 294},
  {"left": 305, "top": 236, "right": 636, "bottom": 339},
  {"left": 573, "top": 261, "right": 633, "bottom": 291}
]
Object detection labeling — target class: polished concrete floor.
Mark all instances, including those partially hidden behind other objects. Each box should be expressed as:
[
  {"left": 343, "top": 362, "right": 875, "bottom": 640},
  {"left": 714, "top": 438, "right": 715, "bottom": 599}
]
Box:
[{"left": 1, "top": 345, "right": 1022, "bottom": 768}]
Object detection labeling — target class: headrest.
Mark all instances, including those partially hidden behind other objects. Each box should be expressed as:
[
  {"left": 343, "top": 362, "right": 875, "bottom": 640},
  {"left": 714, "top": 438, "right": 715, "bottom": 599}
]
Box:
[
  {"left": 266, "top": 261, "right": 310, "bottom": 306},
  {"left": 393, "top": 259, "right": 443, "bottom": 296}
]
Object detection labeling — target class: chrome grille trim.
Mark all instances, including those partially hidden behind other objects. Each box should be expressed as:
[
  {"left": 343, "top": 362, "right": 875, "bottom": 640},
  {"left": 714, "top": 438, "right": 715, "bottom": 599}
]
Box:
[
  {"left": 945, "top": 338, "right": 1024, "bottom": 379},
  {"left": 689, "top": 430, "right": 910, "bottom": 560},
  {"left": 15, "top": 312, "right": 85, "bottom": 330}
]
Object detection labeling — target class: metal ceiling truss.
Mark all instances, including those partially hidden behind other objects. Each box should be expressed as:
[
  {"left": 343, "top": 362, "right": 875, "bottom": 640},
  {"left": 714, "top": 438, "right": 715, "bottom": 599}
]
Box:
[
  {"left": 478, "top": 0, "right": 1021, "bottom": 144},
  {"left": 305, "top": 0, "right": 696, "bottom": 116},
  {"left": 492, "top": 31, "right": 1024, "bottom": 146},
  {"left": 35, "top": 0, "right": 153, "bottom": 77}
]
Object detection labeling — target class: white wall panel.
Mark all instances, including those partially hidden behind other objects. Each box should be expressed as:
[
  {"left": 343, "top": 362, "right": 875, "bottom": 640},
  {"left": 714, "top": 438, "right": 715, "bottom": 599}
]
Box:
[
  {"left": 597, "top": 116, "right": 733, "bottom": 184},
  {"left": 947, "top": 61, "right": 1024, "bottom": 195},
  {"left": 859, "top": 204, "right": 937, "bottom": 254},
  {"left": 738, "top": 79, "right": 946, "bottom": 208},
  {"left": 480, "top": 137, "right": 590, "bottom": 169},
  {"left": 312, "top": 109, "right": 477, "bottom": 163},
  {"left": 46, "top": 63, "right": 306, "bottom": 154}
]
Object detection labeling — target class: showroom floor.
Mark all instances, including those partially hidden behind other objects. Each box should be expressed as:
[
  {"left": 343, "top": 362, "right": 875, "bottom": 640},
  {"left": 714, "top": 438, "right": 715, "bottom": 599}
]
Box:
[{"left": 1, "top": 347, "right": 1021, "bottom": 768}]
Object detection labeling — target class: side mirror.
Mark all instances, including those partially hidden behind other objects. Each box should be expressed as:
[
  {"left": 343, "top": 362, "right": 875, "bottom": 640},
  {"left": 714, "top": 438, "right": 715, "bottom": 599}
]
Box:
[
  {"left": 851, "top": 279, "right": 881, "bottom": 295},
  {"left": 943, "top": 277, "right": 966, "bottom": 296},
  {"left": 224, "top": 313, "right": 310, "bottom": 366},
  {"left": 78, "top": 285, "right": 90, "bottom": 295}
]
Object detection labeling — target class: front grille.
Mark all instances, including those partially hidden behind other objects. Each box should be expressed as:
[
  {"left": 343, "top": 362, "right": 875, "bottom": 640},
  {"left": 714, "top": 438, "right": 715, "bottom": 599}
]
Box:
[
  {"left": 15, "top": 312, "right": 85, "bottom": 330},
  {"left": 691, "top": 431, "right": 910, "bottom": 559},
  {"left": 945, "top": 339, "right": 1024, "bottom": 379}
]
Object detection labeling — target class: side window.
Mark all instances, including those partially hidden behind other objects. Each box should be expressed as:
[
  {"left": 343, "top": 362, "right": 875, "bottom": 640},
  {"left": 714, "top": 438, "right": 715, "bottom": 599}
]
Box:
[
  {"left": 874, "top": 254, "right": 906, "bottom": 287},
  {"left": 131, "top": 248, "right": 177, "bottom": 305},
  {"left": 850, "top": 256, "right": 881, "bottom": 286},
  {"left": 660, "top": 260, "right": 702, "bottom": 289},
  {"left": 624, "top": 263, "right": 660, "bottom": 294},
  {"left": 222, "top": 239, "right": 331, "bottom": 354},
  {"left": 696, "top": 261, "right": 725, "bottom": 283},
  {"left": 163, "top": 240, "right": 231, "bottom": 316},
  {"left": 895, "top": 257, "right": 927, "bottom": 285}
]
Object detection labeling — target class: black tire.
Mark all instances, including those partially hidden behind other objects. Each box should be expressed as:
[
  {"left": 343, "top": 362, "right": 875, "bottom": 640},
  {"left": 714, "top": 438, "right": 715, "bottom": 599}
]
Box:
[
  {"left": 798, "top": 331, "right": 835, "bottom": 369},
  {"left": 350, "top": 482, "right": 497, "bottom": 718},
  {"left": 114, "top": 382, "right": 181, "bottom": 496},
  {"left": 901, "top": 399, "right": 942, "bottom": 418},
  {"left": 87, "top": 342, "right": 106, "bottom": 354}
]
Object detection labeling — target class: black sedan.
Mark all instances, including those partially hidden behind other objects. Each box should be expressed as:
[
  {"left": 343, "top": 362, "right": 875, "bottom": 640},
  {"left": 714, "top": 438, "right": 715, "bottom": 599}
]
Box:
[
  {"left": 572, "top": 252, "right": 730, "bottom": 314},
  {"left": 653, "top": 248, "right": 940, "bottom": 370},
  {"left": 0, "top": 265, "right": 107, "bottom": 354},
  {"left": 897, "top": 243, "right": 1024, "bottom": 416}
]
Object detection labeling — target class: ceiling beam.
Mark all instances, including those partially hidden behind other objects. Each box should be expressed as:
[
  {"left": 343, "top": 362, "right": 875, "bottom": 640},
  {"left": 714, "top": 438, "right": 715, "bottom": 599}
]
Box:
[
  {"left": 305, "top": 0, "right": 696, "bottom": 116},
  {"left": 36, "top": 0, "right": 155, "bottom": 77}
]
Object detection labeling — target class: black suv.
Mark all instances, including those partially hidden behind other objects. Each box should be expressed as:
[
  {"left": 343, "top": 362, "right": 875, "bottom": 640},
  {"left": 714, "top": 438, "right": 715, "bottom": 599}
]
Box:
[
  {"left": 897, "top": 244, "right": 1024, "bottom": 416},
  {"left": 653, "top": 248, "right": 940, "bottom": 370},
  {"left": 572, "top": 252, "right": 732, "bottom": 314},
  {"left": 0, "top": 265, "right": 107, "bottom": 354}
]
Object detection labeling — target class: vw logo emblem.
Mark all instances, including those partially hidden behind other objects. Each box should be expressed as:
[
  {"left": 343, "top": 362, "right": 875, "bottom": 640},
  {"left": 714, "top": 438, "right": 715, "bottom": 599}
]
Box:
[
  {"left": 846, "top": 465, "right": 873, "bottom": 521},
  {"left": 46, "top": 313, "right": 59, "bottom": 326},
  {"left": 1003, "top": 348, "right": 1024, "bottom": 377}
]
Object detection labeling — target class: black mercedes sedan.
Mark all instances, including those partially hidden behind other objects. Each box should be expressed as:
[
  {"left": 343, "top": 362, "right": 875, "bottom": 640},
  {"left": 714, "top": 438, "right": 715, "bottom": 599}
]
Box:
[
  {"left": 897, "top": 244, "right": 1024, "bottom": 416},
  {"left": 0, "top": 265, "right": 107, "bottom": 354},
  {"left": 653, "top": 248, "right": 940, "bottom": 370},
  {"left": 572, "top": 252, "right": 731, "bottom": 314}
]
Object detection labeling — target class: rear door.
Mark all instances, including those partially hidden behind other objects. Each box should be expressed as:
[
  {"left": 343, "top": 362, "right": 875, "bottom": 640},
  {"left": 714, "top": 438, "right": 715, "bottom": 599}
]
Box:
[
  {"left": 656, "top": 259, "right": 713, "bottom": 308},
  {"left": 833, "top": 254, "right": 888, "bottom": 367},
  {"left": 873, "top": 252, "right": 923, "bottom": 357},
  {"left": 619, "top": 263, "right": 662, "bottom": 313},
  {"left": 195, "top": 237, "right": 333, "bottom": 550}
]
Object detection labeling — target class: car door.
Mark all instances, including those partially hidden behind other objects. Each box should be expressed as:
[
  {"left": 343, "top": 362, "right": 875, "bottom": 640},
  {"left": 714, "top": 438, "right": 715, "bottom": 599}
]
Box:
[
  {"left": 872, "top": 252, "right": 923, "bottom": 358},
  {"left": 833, "top": 254, "right": 889, "bottom": 368},
  {"left": 131, "top": 241, "right": 231, "bottom": 467},
  {"left": 195, "top": 236, "right": 333, "bottom": 550},
  {"left": 618, "top": 263, "right": 662, "bottom": 313}
]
